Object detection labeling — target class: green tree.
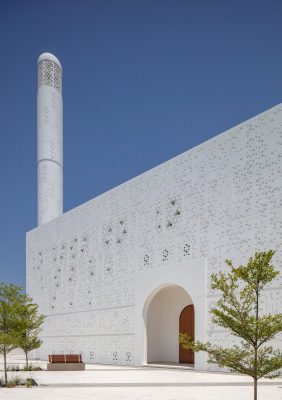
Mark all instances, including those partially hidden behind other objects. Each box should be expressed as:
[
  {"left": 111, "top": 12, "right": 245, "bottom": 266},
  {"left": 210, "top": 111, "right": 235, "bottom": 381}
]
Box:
[
  {"left": 0, "top": 283, "right": 25, "bottom": 385},
  {"left": 16, "top": 299, "right": 45, "bottom": 369},
  {"left": 180, "top": 250, "right": 282, "bottom": 400}
]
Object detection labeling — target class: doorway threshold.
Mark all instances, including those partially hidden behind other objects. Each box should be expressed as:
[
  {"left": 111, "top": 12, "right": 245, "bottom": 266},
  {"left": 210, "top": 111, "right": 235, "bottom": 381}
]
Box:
[{"left": 145, "top": 362, "right": 194, "bottom": 370}]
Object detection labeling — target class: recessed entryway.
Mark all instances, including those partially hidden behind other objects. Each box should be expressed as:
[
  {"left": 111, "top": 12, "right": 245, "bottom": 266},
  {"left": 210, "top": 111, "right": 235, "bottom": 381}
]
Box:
[{"left": 145, "top": 284, "right": 194, "bottom": 366}]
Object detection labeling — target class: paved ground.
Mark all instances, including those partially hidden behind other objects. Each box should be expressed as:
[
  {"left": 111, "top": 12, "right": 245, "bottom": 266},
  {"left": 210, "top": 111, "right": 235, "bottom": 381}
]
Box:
[{"left": 0, "top": 354, "right": 281, "bottom": 399}]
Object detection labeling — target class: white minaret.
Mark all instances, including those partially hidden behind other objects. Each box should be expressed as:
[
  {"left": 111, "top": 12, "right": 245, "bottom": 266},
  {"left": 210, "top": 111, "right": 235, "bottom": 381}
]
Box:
[{"left": 37, "top": 53, "right": 63, "bottom": 226}]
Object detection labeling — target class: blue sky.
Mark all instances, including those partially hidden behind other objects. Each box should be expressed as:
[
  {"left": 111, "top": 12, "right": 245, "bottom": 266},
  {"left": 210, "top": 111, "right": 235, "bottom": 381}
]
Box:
[{"left": 1, "top": 0, "right": 282, "bottom": 290}]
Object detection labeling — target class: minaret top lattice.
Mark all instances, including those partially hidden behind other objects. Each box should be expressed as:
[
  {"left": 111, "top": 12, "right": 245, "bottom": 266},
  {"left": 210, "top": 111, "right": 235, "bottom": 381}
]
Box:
[{"left": 38, "top": 53, "right": 62, "bottom": 93}]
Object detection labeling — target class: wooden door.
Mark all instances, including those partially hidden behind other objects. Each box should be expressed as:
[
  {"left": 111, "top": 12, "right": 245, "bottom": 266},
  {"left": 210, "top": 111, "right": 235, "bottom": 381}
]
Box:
[{"left": 179, "top": 304, "right": 194, "bottom": 364}]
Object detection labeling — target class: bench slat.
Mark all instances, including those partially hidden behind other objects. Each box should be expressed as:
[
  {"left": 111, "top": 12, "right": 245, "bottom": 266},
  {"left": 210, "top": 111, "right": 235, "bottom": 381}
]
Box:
[{"left": 48, "top": 354, "right": 82, "bottom": 363}]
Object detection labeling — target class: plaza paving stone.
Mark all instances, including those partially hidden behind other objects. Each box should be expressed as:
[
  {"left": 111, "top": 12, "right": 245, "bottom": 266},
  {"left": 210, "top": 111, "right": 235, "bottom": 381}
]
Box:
[{"left": 0, "top": 355, "right": 281, "bottom": 399}]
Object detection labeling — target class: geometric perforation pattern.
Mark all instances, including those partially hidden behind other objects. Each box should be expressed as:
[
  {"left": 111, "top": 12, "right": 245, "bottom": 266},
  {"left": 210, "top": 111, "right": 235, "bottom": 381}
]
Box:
[{"left": 38, "top": 60, "right": 62, "bottom": 93}]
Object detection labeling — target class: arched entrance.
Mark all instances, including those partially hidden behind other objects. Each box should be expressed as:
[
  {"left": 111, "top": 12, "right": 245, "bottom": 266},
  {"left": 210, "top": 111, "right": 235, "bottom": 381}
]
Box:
[{"left": 146, "top": 284, "right": 194, "bottom": 364}]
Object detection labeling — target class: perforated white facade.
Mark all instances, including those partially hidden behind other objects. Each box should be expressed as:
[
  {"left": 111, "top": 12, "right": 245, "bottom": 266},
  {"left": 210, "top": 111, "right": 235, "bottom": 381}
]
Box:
[
  {"left": 37, "top": 53, "right": 63, "bottom": 226},
  {"left": 27, "top": 101, "right": 282, "bottom": 370}
]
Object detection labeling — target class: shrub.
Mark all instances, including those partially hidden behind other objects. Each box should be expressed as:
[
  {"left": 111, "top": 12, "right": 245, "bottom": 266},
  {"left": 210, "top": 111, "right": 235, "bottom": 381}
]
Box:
[
  {"left": 5, "top": 376, "right": 21, "bottom": 387},
  {"left": 23, "top": 363, "right": 42, "bottom": 371},
  {"left": 25, "top": 377, "right": 37, "bottom": 387},
  {"left": 7, "top": 364, "right": 20, "bottom": 371}
]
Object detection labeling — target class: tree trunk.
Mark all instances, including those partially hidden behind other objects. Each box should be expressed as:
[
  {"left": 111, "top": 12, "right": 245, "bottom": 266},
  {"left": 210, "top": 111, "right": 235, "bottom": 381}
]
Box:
[
  {"left": 3, "top": 347, "right": 7, "bottom": 385},
  {"left": 25, "top": 350, "right": 29, "bottom": 370},
  {"left": 254, "top": 289, "right": 259, "bottom": 400},
  {"left": 254, "top": 377, "right": 258, "bottom": 400}
]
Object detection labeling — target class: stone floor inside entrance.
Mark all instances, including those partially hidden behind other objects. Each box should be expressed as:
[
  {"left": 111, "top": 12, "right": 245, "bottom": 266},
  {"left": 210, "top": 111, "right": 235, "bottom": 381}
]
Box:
[{"left": 146, "top": 362, "right": 194, "bottom": 370}]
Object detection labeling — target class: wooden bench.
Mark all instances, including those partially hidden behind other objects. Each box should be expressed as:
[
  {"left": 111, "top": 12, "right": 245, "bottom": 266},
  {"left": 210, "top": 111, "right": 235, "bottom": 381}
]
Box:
[
  {"left": 47, "top": 354, "right": 85, "bottom": 370},
  {"left": 48, "top": 354, "right": 83, "bottom": 363}
]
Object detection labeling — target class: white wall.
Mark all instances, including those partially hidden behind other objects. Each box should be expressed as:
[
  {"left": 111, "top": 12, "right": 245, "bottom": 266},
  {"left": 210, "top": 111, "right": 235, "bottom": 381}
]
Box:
[
  {"left": 146, "top": 291, "right": 161, "bottom": 362},
  {"left": 27, "top": 103, "right": 282, "bottom": 367},
  {"left": 147, "top": 285, "right": 192, "bottom": 363}
]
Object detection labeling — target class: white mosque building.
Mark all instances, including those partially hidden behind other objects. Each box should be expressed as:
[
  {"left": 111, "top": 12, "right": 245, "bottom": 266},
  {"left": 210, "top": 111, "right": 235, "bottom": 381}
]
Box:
[{"left": 26, "top": 53, "right": 282, "bottom": 370}]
